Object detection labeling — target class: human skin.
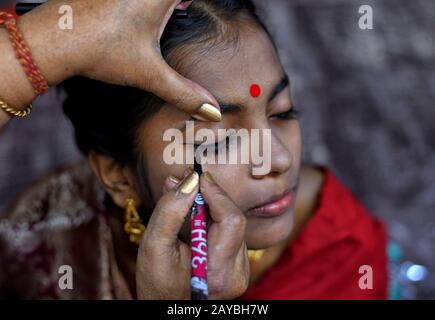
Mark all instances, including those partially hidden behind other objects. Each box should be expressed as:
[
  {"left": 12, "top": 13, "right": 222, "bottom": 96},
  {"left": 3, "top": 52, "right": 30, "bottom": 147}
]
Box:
[
  {"left": 0, "top": 0, "right": 247, "bottom": 299},
  {"left": 0, "top": 0, "right": 324, "bottom": 299},
  {"left": 140, "top": 26, "right": 302, "bottom": 249},
  {"left": 0, "top": 0, "right": 219, "bottom": 127},
  {"left": 88, "top": 19, "right": 305, "bottom": 298}
]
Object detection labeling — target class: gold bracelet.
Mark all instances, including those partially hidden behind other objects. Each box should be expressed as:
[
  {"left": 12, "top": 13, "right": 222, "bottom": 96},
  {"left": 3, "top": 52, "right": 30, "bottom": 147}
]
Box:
[{"left": 0, "top": 98, "right": 32, "bottom": 117}]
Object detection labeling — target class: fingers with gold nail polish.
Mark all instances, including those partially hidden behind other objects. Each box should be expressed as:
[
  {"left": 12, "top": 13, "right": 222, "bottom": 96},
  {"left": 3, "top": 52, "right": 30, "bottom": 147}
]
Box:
[
  {"left": 194, "top": 103, "right": 222, "bottom": 122},
  {"left": 162, "top": 175, "right": 181, "bottom": 194},
  {"left": 176, "top": 169, "right": 199, "bottom": 195}
]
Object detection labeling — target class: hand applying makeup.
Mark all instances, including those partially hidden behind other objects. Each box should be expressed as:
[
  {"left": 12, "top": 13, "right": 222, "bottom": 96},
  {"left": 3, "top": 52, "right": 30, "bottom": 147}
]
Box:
[
  {"left": 0, "top": 0, "right": 221, "bottom": 126},
  {"left": 135, "top": 171, "right": 249, "bottom": 300}
]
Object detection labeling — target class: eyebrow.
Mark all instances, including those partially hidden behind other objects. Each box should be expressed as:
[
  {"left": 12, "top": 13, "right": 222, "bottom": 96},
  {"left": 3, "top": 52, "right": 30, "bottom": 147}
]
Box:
[
  {"left": 179, "top": 73, "right": 290, "bottom": 130},
  {"left": 268, "top": 73, "right": 290, "bottom": 103},
  {"left": 217, "top": 73, "right": 290, "bottom": 113}
]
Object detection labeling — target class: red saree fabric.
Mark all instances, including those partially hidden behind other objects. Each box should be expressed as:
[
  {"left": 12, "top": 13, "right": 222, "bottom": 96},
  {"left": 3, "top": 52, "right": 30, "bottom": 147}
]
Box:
[{"left": 0, "top": 162, "right": 387, "bottom": 299}]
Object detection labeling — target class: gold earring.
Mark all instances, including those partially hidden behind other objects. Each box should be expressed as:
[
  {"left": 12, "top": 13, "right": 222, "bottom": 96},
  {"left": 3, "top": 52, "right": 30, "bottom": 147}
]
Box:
[
  {"left": 124, "top": 198, "right": 145, "bottom": 245},
  {"left": 248, "top": 249, "right": 266, "bottom": 263}
]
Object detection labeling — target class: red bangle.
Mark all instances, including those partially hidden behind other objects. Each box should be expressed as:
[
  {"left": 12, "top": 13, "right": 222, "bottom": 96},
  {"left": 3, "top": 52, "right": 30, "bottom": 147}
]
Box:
[{"left": 0, "top": 11, "right": 49, "bottom": 95}]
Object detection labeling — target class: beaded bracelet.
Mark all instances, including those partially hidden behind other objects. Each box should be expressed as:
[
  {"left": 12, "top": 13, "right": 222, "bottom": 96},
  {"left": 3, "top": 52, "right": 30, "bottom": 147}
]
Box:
[
  {"left": 0, "top": 11, "right": 47, "bottom": 117},
  {"left": 0, "top": 11, "right": 49, "bottom": 95}
]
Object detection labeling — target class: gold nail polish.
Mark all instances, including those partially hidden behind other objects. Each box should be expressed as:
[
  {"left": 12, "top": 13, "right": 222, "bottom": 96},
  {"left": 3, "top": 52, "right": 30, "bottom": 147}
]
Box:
[
  {"left": 195, "top": 103, "right": 222, "bottom": 122},
  {"left": 177, "top": 171, "right": 199, "bottom": 195},
  {"left": 203, "top": 172, "right": 215, "bottom": 184}
]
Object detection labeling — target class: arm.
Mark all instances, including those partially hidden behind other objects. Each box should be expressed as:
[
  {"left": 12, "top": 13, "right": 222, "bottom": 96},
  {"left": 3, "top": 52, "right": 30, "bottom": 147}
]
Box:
[
  {"left": 0, "top": 1, "right": 78, "bottom": 126},
  {"left": 0, "top": 0, "right": 220, "bottom": 128}
]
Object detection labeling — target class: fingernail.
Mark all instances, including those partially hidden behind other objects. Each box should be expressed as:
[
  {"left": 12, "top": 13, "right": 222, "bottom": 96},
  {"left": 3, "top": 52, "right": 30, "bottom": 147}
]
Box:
[
  {"left": 203, "top": 172, "right": 215, "bottom": 184},
  {"left": 176, "top": 1, "right": 193, "bottom": 10},
  {"left": 194, "top": 103, "right": 222, "bottom": 122},
  {"left": 168, "top": 175, "right": 180, "bottom": 184},
  {"left": 177, "top": 170, "right": 199, "bottom": 195},
  {"left": 183, "top": 168, "right": 193, "bottom": 178}
]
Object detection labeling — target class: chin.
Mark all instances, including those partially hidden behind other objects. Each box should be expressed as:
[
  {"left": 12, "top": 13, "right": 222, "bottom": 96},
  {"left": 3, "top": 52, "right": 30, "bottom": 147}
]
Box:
[{"left": 245, "top": 208, "right": 295, "bottom": 250}]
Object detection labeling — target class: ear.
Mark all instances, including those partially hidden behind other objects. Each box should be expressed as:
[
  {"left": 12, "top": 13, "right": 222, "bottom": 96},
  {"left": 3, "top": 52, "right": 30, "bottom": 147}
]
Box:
[{"left": 87, "top": 151, "right": 141, "bottom": 208}]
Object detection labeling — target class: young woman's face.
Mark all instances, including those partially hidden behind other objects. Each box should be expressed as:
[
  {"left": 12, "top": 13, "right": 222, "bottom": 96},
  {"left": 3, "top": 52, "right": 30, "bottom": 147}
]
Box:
[{"left": 136, "top": 24, "right": 301, "bottom": 249}]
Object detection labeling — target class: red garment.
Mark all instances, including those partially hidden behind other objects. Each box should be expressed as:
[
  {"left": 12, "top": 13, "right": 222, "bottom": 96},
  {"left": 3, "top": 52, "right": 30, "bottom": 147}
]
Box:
[
  {"left": 239, "top": 168, "right": 388, "bottom": 300},
  {"left": 0, "top": 162, "right": 387, "bottom": 299}
]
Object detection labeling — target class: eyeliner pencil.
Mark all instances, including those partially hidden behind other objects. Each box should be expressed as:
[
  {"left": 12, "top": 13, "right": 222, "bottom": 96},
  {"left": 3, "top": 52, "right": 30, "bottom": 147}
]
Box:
[
  {"left": 15, "top": 1, "right": 189, "bottom": 18},
  {"left": 190, "top": 156, "right": 209, "bottom": 300}
]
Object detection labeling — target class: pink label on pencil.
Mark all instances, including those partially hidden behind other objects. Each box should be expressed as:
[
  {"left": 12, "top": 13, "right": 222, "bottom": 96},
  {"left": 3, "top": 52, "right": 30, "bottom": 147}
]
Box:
[{"left": 190, "top": 193, "right": 208, "bottom": 295}]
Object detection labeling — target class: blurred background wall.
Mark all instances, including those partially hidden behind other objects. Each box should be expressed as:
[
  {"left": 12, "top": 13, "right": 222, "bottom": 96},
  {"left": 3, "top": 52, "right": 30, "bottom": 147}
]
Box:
[{"left": 1, "top": 0, "right": 434, "bottom": 298}]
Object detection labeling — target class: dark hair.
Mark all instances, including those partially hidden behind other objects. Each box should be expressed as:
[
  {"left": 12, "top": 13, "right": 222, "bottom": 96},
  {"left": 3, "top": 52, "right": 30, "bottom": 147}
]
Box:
[{"left": 62, "top": 0, "right": 273, "bottom": 209}]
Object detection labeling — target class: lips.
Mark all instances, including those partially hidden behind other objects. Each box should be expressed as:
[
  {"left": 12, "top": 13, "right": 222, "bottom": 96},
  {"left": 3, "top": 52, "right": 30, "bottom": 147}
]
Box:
[{"left": 247, "top": 188, "right": 296, "bottom": 218}]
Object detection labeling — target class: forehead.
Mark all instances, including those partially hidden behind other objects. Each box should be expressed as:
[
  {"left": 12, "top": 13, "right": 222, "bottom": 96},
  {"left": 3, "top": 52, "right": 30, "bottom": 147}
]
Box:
[{"left": 173, "top": 26, "right": 283, "bottom": 101}]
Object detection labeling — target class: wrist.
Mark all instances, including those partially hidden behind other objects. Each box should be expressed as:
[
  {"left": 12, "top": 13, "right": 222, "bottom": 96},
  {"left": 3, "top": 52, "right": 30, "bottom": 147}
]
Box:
[
  {"left": 0, "top": 24, "right": 34, "bottom": 108},
  {"left": 17, "top": 0, "right": 85, "bottom": 85}
]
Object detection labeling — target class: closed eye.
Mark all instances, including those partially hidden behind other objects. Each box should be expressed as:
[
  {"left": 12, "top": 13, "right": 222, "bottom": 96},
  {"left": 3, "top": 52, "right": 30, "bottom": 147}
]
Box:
[
  {"left": 272, "top": 106, "right": 301, "bottom": 120},
  {"left": 195, "top": 135, "right": 231, "bottom": 154}
]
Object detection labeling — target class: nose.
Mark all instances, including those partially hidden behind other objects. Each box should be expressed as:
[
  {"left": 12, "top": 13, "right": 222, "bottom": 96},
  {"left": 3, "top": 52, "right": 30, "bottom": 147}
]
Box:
[{"left": 251, "top": 131, "right": 293, "bottom": 178}]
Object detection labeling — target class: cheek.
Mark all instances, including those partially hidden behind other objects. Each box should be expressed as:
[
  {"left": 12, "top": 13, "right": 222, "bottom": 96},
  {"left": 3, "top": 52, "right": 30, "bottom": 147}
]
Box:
[
  {"left": 202, "top": 163, "right": 249, "bottom": 206},
  {"left": 290, "top": 121, "right": 302, "bottom": 159},
  {"left": 143, "top": 150, "right": 188, "bottom": 203},
  {"left": 276, "top": 121, "right": 302, "bottom": 162},
  {"left": 140, "top": 133, "right": 188, "bottom": 203},
  {"left": 138, "top": 107, "right": 194, "bottom": 203}
]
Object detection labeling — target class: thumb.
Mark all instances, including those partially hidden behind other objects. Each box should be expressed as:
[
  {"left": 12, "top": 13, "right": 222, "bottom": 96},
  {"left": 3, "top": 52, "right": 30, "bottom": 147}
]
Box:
[
  {"left": 148, "top": 55, "right": 222, "bottom": 122},
  {"left": 200, "top": 172, "right": 246, "bottom": 254},
  {"left": 145, "top": 170, "right": 199, "bottom": 249}
]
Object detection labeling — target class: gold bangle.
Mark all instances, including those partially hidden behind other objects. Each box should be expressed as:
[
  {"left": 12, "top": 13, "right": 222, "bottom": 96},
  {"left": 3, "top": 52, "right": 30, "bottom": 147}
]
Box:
[{"left": 0, "top": 98, "right": 32, "bottom": 117}]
